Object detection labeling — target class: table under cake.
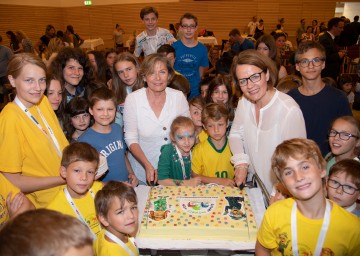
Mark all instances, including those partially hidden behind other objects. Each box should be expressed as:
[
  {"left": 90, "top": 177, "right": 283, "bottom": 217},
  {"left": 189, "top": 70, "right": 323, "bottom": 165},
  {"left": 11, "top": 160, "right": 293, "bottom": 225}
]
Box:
[{"left": 134, "top": 185, "right": 265, "bottom": 251}]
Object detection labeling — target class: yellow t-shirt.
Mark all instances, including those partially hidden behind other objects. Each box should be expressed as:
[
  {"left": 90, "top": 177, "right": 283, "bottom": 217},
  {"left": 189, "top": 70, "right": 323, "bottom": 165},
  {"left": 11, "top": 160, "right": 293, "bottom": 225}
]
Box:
[
  {"left": 257, "top": 198, "right": 360, "bottom": 255},
  {"left": 47, "top": 181, "right": 103, "bottom": 237},
  {"left": 94, "top": 229, "right": 139, "bottom": 256},
  {"left": 192, "top": 138, "right": 234, "bottom": 179},
  {"left": 0, "top": 173, "right": 20, "bottom": 228},
  {"left": 0, "top": 96, "right": 69, "bottom": 208},
  {"left": 198, "top": 129, "right": 208, "bottom": 143}
]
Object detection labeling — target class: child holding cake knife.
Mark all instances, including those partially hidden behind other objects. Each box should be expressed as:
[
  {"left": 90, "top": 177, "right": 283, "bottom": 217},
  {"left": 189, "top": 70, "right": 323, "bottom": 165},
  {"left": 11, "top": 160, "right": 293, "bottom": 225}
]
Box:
[{"left": 157, "top": 116, "right": 202, "bottom": 186}]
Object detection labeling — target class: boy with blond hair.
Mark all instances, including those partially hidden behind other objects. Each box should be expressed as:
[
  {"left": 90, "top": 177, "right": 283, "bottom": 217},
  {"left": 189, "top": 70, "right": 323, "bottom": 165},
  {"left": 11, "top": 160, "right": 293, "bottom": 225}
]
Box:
[
  {"left": 192, "top": 103, "right": 236, "bottom": 186},
  {"left": 47, "top": 142, "right": 103, "bottom": 238},
  {"left": 256, "top": 138, "right": 360, "bottom": 255}
]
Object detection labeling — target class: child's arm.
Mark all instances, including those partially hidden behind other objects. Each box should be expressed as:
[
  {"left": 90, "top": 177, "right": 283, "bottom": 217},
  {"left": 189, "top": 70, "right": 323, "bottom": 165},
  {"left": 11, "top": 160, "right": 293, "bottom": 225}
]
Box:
[
  {"left": 255, "top": 240, "right": 272, "bottom": 256},
  {"left": 192, "top": 172, "right": 235, "bottom": 187},
  {"left": 2, "top": 172, "right": 65, "bottom": 193},
  {"left": 6, "top": 191, "right": 35, "bottom": 219}
]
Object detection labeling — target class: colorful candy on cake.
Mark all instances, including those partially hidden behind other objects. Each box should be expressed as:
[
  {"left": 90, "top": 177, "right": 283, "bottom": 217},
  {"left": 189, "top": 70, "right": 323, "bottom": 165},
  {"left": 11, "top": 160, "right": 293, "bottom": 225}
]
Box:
[{"left": 137, "top": 185, "right": 258, "bottom": 241}]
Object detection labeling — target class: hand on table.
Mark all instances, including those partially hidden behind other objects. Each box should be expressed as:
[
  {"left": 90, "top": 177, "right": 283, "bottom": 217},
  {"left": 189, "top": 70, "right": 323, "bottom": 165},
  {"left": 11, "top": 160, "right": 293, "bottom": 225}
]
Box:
[
  {"left": 146, "top": 166, "right": 158, "bottom": 185},
  {"left": 188, "top": 177, "right": 202, "bottom": 187},
  {"left": 215, "top": 178, "right": 236, "bottom": 187}
]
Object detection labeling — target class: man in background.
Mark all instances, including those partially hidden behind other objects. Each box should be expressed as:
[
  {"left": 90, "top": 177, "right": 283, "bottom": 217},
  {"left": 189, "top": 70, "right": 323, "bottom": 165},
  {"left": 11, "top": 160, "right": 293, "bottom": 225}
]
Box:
[
  {"left": 319, "top": 17, "right": 346, "bottom": 80},
  {"left": 229, "top": 28, "right": 254, "bottom": 54}
]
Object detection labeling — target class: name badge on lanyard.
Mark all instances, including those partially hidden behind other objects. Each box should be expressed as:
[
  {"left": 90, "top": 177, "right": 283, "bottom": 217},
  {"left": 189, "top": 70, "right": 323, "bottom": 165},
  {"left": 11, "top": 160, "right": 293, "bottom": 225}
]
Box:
[
  {"left": 14, "top": 96, "right": 62, "bottom": 157},
  {"left": 291, "top": 200, "right": 331, "bottom": 256}
]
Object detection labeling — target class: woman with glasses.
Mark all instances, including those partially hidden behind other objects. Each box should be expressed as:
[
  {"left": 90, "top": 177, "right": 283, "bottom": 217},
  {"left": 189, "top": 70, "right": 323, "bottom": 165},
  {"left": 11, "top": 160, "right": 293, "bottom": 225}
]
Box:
[
  {"left": 325, "top": 116, "right": 360, "bottom": 173},
  {"left": 229, "top": 50, "right": 306, "bottom": 199}
]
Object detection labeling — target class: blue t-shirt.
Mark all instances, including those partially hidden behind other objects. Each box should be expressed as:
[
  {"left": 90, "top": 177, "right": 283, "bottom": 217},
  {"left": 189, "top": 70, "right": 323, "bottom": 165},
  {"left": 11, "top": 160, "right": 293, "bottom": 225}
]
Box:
[
  {"left": 78, "top": 123, "right": 128, "bottom": 182},
  {"left": 231, "top": 38, "right": 254, "bottom": 53},
  {"left": 173, "top": 40, "right": 209, "bottom": 99}
]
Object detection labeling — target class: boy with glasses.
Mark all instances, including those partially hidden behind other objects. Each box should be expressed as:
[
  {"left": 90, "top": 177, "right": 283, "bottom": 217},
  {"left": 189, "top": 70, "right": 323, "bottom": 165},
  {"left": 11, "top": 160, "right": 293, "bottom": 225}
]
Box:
[
  {"left": 288, "top": 41, "right": 352, "bottom": 156},
  {"left": 327, "top": 159, "right": 360, "bottom": 217},
  {"left": 134, "top": 6, "right": 175, "bottom": 58},
  {"left": 173, "top": 13, "right": 209, "bottom": 99}
]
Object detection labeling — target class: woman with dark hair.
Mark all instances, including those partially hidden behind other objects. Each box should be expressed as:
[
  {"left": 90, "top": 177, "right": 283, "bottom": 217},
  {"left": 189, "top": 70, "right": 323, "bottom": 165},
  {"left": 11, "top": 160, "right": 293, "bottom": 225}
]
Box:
[
  {"left": 272, "top": 32, "right": 287, "bottom": 59},
  {"left": 6, "top": 31, "right": 20, "bottom": 53},
  {"left": 254, "top": 19, "right": 265, "bottom": 40},
  {"left": 65, "top": 25, "right": 83, "bottom": 48},
  {"left": 229, "top": 50, "right": 306, "bottom": 199},
  {"left": 205, "top": 75, "right": 237, "bottom": 123},
  {"left": 169, "top": 23, "right": 177, "bottom": 38},
  {"left": 87, "top": 50, "right": 107, "bottom": 83},
  {"left": 49, "top": 47, "right": 94, "bottom": 103},
  {"left": 104, "top": 48, "right": 117, "bottom": 81},
  {"left": 34, "top": 25, "right": 56, "bottom": 55},
  {"left": 256, "top": 34, "right": 287, "bottom": 79}
]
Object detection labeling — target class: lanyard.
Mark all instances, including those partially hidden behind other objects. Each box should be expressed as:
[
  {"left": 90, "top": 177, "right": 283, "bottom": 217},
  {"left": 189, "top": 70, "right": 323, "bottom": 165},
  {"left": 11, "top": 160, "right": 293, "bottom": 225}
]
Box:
[
  {"left": 14, "top": 96, "right": 62, "bottom": 157},
  {"left": 174, "top": 144, "right": 191, "bottom": 180},
  {"left": 291, "top": 200, "right": 331, "bottom": 256},
  {"left": 104, "top": 230, "right": 138, "bottom": 256},
  {"left": 63, "top": 187, "right": 99, "bottom": 239},
  {"left": 345, "top": 202, "right": 357, "bottom": 213}
]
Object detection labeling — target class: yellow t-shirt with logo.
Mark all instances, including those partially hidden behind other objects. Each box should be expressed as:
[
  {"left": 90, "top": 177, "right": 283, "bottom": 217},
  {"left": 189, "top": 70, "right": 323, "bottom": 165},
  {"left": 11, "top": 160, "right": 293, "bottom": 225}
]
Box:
[
  {"left": 94, "top": 229, "right": 139, "bottom": 256},
  {"left": 257, "top": 198, "right": 360, "bottom": 255},
  {"left": 47, "top": 181, "right": 103, "bottom": 237},
  {"left": 192, "top": 138, "right": 234, "bottom": 179},
  {"left": 0, "top": 97, "right": 69, "bottom": 208},
  {"left": 0, "top": 173, "right": 20, "bottom": 228}
]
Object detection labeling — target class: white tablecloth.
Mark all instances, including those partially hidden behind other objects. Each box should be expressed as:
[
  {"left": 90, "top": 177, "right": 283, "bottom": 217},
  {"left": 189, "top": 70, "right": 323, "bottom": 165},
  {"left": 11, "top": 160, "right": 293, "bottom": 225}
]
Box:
[
  {"left": 134, "top": 185, "right": 266, "bottom": 251},
  {"left": 197, "top": 36, "right": 218, "bottom": 45},
  {"left": 80, "top": 38, "right": 104, "bottom": 50}
]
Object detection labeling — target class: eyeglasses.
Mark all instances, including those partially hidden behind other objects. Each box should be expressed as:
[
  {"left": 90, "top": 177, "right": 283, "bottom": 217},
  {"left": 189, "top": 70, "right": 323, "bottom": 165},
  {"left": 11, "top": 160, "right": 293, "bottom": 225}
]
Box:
[
  {"left": 181, "top": 25, "right": 196, "bottom": 30},
  {"left": 297, "top": 57, "right": 324, "bottom": 67},
  {"left": 238, "top": 71, "right": 264, "bottom": 87},
  {"left": 328, "top": 129, "right": 359, "bottom": 141},
  {"left": 327, "top": 179, "right": 359, "bottom": 195}
]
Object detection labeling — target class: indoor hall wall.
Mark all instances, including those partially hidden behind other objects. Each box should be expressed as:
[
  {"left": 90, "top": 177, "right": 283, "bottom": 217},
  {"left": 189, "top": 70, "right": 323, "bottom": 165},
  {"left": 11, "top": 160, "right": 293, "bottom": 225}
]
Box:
[
  {"left": 62, "top": 0, "right": 337, "bottom": 48},
  {"left": 1, "top": 0, "right": 337, "bottom": 50},
  {"left": 0, "top": 4, "right": 63, "bottom": 48}
]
